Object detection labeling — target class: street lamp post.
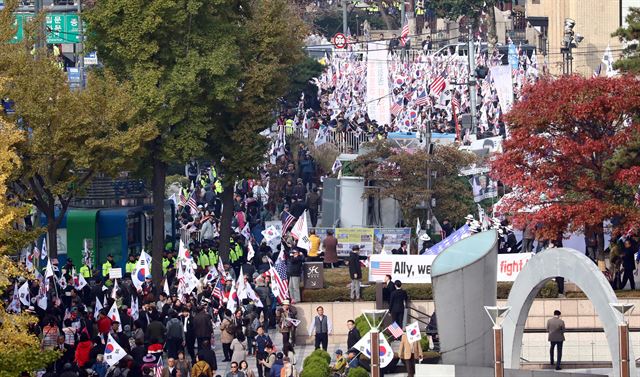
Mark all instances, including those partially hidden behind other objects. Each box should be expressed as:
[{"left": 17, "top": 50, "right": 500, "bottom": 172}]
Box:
[
  {"left": 610, "top": 303, "right": 635, "bottom": 377},
  {"left": 484, "top": 306, "right": 511, "bottom": 377},
  {"left": 362, "top": 310, "right": 387, "bottom": 377},
  {"left": 560, "top": 18, "right": 583, "bottom": 75}
]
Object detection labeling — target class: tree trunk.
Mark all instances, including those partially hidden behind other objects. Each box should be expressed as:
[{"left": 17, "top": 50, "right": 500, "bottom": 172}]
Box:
[
  {"left": 151, "top": 155, "right": 167, "bottom": 289},
  {"left": 595, "top": 221, "right": 605, "bottom": 262},
  {"left": 218, "top": 184, "right": 235, "bottom": 264},
  {"left": 485, "top": 2, "right": 499, "bottom": 56},
  {"left": 46, "top": 215, "right": 58, "bottom": 259}
]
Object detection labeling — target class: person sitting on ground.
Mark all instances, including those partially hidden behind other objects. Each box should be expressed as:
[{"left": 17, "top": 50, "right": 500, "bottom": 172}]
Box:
[{"left": 330, "top": 349, "right": 347, "bottom": 376}]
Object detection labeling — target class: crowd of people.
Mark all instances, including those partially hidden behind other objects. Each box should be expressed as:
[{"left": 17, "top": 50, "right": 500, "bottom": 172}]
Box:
[{"left": 293, "top": 33, "right": 540, "bottom": 147}]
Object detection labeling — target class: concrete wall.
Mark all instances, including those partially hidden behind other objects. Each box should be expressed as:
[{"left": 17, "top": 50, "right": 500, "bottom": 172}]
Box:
[
  {"left": 525, "top": 0, "right": 622, "bottom": 76},
  {"left": 293, "top": 298, "right": 640, "bottom": 344},
  {"left": 415, "top": 365, "right": 606, "bottom": 377}
]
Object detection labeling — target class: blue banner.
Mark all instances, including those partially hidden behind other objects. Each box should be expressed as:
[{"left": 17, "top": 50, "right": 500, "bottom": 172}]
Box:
[
  {"left": 508, "top": 42, "right": 518, "bottom": 71},
  {"left": 422, "top": 224, "right": 471, "bottom": 255}
]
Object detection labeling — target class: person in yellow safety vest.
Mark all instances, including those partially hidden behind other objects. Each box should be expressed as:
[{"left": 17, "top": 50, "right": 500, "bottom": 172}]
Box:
[
  {"left": 125, "top": 255, "right": 137, "bottom": 277},
  {"left": 209, "top": 247, "right": 220, "bottom": 267},
  {"left": 79, "top": 263, "right": 91, "bottom": 278},
  {"left": 198, "top": 250, "right": 210, "bottom": 270},
  {"left": 102, "top": 254, "right": 114, "bottom": 277},
  {"left": 285, "top": 118, "right": 294, "bottom": 136},
  {"left": 229, "top": 240, "right": 241, "bottom": 264},
  {"left": 213, "top": 179, "right": 223, "bottom": 194},
  {"left": 416, "top": 1, "right": 425, "bottom": 16},
  {"left": 162, "top": 254, "right": 171, "bottom": 275}
]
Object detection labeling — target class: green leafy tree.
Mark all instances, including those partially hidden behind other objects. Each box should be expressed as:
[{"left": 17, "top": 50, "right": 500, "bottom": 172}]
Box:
[
  {"left": 612, "top": 7, "right": 640, "bottom": 73},
  {"left": 207, "top": 0, "right": 307, "bottom": 257},
  {"left": 84, "top": 0, "right": 246, "bottom": 282},
  {"left": 287, "top": 56, "right": 324, "bottom": 105},
  {"left": 429, "top": 0, "right": 498, "bottom": 52},
  {"left": 85, "top": 0, "right": 307, "bottom": 274},
  {"left": 0, "top": 2, "right": 155, "bottom": 259},
  {"left": 353, "top": 140, "right": 476, "bottom": 228}
]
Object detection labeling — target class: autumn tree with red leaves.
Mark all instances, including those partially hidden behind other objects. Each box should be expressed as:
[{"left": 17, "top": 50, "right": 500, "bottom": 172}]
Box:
[{"left": 492, "top": 75, "right": 640, "bottom": 259}]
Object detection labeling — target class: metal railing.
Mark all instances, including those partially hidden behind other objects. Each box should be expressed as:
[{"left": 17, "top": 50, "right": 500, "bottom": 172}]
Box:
[
  {"left": 292, "top": 128, "right": 370, "bottom": 154},
  {"left": 179, "top": 228, "right": 201, "bottom": 244}
]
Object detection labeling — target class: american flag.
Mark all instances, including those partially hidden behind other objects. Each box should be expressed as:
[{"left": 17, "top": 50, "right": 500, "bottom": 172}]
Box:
[
  {"left": 370, "top": 261, "right": 393, "bottom": 276},
  {"left": 451, "top": 96, "right": 460, "bottom": 114},
  {"left": 430, "top": 71, "right": 447, "bottom": 98},
  {"left": 403, "top": 89, "right": 414, "bottom": 101},
  {"left": 186, "top": 190, "right": 198, "bottom": 215},
  {"left": 154, "top": 356, "right": 164, "bottom": 377},
  {"left": 400, "top": 17, "right": 410, "bottom": 46},
  {"left": 270, "top": 258, "right": 289, "bottom": 303},
  {"left": 212, "top": 279, "right": 224, "bottom": 300},
  {"left": 386, "top": 321, "right": 404, "bottom": 339},
  {"left": 415, "top": 89, "right": 429, "bottom": 107},
  {"left": 179, "top": 189, "right": 187, "bottom": 206},
  {"left": 281, "top": 210, "right": 296, "bottom": 232},
  {"left": 390, "top": 100, "right": 403, "bottom": 117}
]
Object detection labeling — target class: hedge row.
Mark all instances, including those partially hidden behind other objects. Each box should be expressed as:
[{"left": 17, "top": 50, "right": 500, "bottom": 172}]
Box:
[{"left": 302, "top": 281, "right": 559, "bottom": 302}]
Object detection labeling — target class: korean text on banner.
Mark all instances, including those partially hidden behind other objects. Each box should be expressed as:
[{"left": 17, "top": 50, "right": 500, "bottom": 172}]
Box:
[{"left": 368, "top": 253, "right": 533, "bottom": 283}]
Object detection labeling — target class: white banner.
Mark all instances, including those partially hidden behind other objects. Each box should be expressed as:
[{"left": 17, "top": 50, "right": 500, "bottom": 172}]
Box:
[
  {"left": 368, "top": 253, "right": 533, "bottom": 283},
  {"left": 366, "top": 41, "right": 391, "bottom": 126},
  {"left": 490, "top": 65, "right": 514, "bottom": 113}
]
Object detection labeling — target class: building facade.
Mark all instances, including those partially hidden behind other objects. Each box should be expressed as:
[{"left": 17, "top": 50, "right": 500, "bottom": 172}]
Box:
[{"left": 525, "top": 0, "right": 623, "bottom": 76}]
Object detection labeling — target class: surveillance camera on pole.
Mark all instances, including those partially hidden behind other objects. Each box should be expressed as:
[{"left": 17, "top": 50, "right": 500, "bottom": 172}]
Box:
[{"left": 561, "top": 18, "right": 583, "bottom": 75}]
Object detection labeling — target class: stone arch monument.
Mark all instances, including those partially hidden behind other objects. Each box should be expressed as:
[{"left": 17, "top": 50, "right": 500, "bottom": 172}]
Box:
[{"left": 503, "top": 247, "right": 636, "bottom": 377}]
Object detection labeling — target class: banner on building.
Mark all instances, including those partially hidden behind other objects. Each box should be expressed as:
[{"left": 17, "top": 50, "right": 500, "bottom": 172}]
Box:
[{"left": 369, "top": 253, "right": 533, "bottom": 283}]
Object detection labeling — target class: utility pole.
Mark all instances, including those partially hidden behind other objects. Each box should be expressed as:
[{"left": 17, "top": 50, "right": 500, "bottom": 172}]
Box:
[
  {"left": 77, "top": 0, "right": 85, "bottom": 88},
  {"left": 425, "top": 110, "right": 432, "bottom": 231},
  {"left": 467, "top": 23, "right": 478, "bottom": 134},
  {"left": 342, "top": 0, "right": 348, "bottom": 35},
  {"left": 400, "top": 0, "right": 405, "bottom": 26},
  {"left": 34, "top": 0, "right": 44, "bottom": 50}
]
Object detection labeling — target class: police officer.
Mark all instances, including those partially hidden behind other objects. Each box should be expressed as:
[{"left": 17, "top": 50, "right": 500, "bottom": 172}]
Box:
[
  {"left": 102, "top": 254, "right": 114, "bottom": 278},
  {"left": 79, "top": 262, "right": 91, "bottom": 279},
  {"left": 125, "top": 254, "right": 137, "bottom": 278},
  {"left": 208, "top": 245, "right": 219, "bottom": 270}
]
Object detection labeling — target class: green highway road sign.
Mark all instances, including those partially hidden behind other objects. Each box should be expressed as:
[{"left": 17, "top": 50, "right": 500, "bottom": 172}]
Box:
[{"left": 13, "top": 13, "right": 80, "bottom": 44}]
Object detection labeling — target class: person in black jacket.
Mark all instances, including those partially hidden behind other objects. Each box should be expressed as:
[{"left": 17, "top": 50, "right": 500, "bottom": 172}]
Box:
[
  {"left": 389, "top": 280, "right": 408, "bottom": 327},
  {"left": 287, "top": 248, "right": 305, "bottom": 303},
  {"left": 348, "top": 246, "right": 362, "bottom": 300},
  {"left": 197, "top": 339, "right": 218, "bottom": 373},
  {"left": 382, "top": 274, "right": 396, "bottom": 307},
  {"left": 346, "top": 319, "right": 361, "bottom": 350}
]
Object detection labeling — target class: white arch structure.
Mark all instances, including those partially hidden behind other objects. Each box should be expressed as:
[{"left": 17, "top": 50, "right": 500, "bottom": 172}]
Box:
[{"left": 503, "top": 247, "right": 636, "bottom": 377}]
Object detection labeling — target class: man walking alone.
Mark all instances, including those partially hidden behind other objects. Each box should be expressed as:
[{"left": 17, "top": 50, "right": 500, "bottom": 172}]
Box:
[{"left": 547, "top": 310, "right": 565, "bottom": 370}]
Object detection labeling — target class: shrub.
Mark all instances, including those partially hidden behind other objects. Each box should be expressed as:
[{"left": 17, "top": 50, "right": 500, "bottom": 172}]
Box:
[
  {"left": 309, "top": 349, "right": 332, "bottom": 365},
  {"left": 419, "top": 336, "right": 430, "bottom": 352},
  {"left": 302, "top": 286, "right": 351, "bottom": 302},
  {"left": 348, "top": 367, "right": 369, "bottom": 377},
  {"left": 303, "top": 355, "right": 328, "bottom": 368},
  {"left": 300, "top": 364, "right": 329, "bottom": 377},
  {"left": 538, "top": 280, "right": 560, "bottom": 298}
]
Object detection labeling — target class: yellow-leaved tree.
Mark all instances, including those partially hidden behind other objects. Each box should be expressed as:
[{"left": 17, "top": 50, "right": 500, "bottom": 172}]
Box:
[{"left": 0, "top": 118, "right": 59, "bottom": 375}]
